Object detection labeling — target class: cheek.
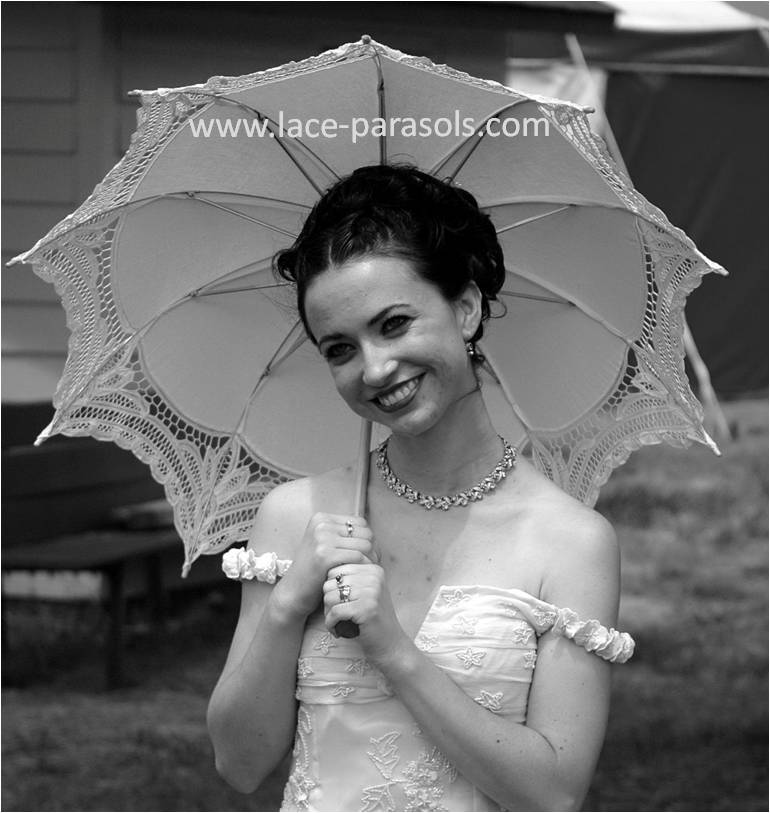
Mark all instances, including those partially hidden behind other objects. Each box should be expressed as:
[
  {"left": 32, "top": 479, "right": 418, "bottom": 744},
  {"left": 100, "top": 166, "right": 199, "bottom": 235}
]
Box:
[{"left": 328, "top": 364, "right": 359, "bottom": 401}]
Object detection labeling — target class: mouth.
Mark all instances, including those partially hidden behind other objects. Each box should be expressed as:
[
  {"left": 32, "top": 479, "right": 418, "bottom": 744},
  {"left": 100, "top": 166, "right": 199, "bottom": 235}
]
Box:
[{"left": 372, "top": 375, "right": 423, "bottom": 412}]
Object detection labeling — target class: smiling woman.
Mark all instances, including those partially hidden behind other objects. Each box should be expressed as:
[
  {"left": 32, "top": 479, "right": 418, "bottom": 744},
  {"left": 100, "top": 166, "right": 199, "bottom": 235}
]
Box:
[
  {"left": 206, "top": 165, "right": 635, "bottom": 812},
  {"left": 305, "top": 255, "right": 482, "bottom": 436}
]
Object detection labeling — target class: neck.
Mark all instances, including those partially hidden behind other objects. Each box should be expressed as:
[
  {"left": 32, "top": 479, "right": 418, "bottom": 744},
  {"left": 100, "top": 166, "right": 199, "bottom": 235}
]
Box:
[{"left": 384, "top": 384, "right": 504, "bottom": 496}]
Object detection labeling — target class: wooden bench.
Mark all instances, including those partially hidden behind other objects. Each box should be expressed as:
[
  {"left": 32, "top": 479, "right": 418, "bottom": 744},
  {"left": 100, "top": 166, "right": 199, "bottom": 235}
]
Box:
[
  {"left": 2, "top": 527, "right": 182, "bottom": 687},
  {"left": 1, "top": 403, "right": 223, "bottom": 687}
]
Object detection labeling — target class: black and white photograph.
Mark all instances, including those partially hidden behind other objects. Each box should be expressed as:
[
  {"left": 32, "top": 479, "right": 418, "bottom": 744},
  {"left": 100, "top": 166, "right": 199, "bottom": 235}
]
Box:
[{"left": 2, "top": 2, "right": 767, "bottom": 810}]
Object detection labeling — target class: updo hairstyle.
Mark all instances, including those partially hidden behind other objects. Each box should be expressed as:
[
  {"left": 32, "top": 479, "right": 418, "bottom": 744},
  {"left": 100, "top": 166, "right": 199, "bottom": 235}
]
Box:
[{"left": 273, "top": 164, "right": 505, "bottom": 359}]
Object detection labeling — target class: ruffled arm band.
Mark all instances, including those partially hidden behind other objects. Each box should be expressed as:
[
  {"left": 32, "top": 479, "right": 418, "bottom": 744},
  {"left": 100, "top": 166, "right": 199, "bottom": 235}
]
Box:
[
  {"left": 221, "top": 548, "right": 292, "bottom": 584},
  {"left": 550, "top": 607, "right": 634, "bottom": 663},
  {"left": 504, "top": 591, "right": 635, "bottom": 663}
]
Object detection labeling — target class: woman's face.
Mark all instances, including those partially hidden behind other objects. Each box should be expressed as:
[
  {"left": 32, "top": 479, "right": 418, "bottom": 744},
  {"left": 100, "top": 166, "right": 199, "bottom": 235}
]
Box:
[{"left": 303, "top": 255, "right": 481, "bottom": 437}]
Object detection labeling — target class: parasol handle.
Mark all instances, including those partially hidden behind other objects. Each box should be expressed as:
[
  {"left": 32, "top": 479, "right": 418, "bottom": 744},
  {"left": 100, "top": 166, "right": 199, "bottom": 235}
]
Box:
[{"left": 334, "top": 419, "right": 373, "bottom": 639}]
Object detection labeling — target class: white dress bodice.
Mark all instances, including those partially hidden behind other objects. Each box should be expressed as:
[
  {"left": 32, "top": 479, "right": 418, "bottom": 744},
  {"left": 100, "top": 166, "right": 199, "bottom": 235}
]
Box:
[{"left": 222, "top": 551, "right": 634, "bottom": 812}]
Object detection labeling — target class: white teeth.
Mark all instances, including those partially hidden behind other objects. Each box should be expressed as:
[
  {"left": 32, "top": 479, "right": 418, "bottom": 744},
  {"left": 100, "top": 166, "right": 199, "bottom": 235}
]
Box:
[{"left": 377, "top": 378, "right": 419, "bottom": 407}]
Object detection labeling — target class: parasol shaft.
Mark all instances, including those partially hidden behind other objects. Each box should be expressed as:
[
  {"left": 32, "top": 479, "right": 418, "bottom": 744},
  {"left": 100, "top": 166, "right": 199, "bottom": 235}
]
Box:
[
  {"left": 354, "top": 419, "right": 373, "bottom": 517},
  {"left": 335, "top": 419, "right": 373, "bottom": 639}
]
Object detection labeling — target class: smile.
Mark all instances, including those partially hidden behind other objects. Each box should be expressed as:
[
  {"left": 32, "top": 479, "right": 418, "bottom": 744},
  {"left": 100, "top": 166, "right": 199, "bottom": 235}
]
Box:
[{"left": 373, "top": 376, "right": 423, "bottom": 411}]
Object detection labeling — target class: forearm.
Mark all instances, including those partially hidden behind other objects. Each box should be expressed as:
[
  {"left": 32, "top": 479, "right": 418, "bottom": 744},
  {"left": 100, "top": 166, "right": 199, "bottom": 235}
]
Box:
[
  {"left": 207, "top": 595, "right": 306, "bottom": 792},
  {"left": 378, "top": 639, "right": 578, "bottom": 811}
]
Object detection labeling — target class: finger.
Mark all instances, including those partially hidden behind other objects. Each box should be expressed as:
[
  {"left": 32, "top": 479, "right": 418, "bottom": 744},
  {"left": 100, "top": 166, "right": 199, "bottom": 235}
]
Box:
[
  {"left": 335, "top": 523, "right": 374, "bottom": 543},
  {"left": 326, "top": 562, "right": 380, "bottom": 584},
  {"left": 324, "top": 600, "right": 359, "bottom": 634},
  {"left": 317, "top": 513, "right": 368, "bottom": 529},
  {"left": 321, "top": 567, "right": 370, "bottom": 597},
  {"left": 323, "top": 549, "right": 375, "bottom": 574},
  {"left": 322, "top": 582, "right": 355, "bottom": 615}
]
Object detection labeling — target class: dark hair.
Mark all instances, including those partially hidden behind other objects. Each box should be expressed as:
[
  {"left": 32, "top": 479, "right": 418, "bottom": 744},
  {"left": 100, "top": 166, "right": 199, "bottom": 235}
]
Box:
[{"left": 273, "top": 164, "right": 505, "bottom": 356}]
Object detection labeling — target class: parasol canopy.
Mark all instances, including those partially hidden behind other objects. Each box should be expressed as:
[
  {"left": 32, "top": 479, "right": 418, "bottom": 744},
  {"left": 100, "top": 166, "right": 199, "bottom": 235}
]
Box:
[{"left": 10, "top": 37, "right": 724, "bottom": 574}]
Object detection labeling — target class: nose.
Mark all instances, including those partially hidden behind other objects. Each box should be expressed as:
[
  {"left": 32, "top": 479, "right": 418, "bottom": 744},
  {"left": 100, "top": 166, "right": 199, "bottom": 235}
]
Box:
[{"left": 361, "top": 344, "right": 398, "bottom": 388}]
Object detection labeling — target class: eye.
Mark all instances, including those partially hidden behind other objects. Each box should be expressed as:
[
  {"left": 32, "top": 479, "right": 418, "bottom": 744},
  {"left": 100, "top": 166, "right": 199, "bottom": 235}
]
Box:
[
  {"left": 322, "top": 342, "right": 354, "bottom": 364},
  {"left": 382, "top": 314, "right": 410, "bottom": 333}
]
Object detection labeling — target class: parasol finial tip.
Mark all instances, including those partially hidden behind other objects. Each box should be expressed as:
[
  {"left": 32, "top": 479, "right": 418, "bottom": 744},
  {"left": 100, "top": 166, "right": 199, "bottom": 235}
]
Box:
[
  {"left": 361, "top": 34, "right": 372, "bottom": 45},
  {"left": 181, "top": 561, "right": 191, "bottom": 579},
  {"left": 34, "top": 418, "right": 57, "bottom": 446}
]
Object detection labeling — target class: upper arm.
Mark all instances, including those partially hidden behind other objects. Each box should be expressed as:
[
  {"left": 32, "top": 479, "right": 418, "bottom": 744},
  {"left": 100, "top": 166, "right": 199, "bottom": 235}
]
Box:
[
  {"left": 524, "top": 509, "right": 621, "bottom": 805},
  {"left": 218, "top": 480, "right": 311, "bottom": 681}
]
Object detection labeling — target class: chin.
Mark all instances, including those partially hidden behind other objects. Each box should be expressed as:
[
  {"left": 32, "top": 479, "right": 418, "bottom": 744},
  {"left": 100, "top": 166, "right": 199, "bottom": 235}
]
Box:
[{"left": 378, "top": 404, "right": 444, "bottom": 439}]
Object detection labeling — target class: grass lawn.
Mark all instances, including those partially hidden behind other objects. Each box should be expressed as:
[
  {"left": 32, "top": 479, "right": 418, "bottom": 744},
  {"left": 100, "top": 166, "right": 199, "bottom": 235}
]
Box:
[{"left": 2, "top": 398, "right": 767, "bottom": 811}]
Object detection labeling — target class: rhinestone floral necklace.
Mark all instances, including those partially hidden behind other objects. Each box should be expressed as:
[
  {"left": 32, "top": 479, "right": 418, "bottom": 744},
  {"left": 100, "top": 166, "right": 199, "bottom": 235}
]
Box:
[{"left": 375, "top": 436, "right": 517, "bottom": 510}]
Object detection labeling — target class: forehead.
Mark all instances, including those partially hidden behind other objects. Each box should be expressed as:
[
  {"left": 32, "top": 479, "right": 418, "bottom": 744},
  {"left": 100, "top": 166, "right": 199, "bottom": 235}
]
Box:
[{"left": 304, "top": 255, "right": 445, "bottom": 336}]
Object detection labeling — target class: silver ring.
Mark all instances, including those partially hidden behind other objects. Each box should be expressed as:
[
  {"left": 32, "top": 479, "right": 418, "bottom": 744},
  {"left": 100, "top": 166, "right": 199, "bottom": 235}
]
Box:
[
  {"left": 345, "top": 521, "right": 354, "bottom": 537},
  {"left": 338, "top": 584, "right": 351, "bottom": 602}
]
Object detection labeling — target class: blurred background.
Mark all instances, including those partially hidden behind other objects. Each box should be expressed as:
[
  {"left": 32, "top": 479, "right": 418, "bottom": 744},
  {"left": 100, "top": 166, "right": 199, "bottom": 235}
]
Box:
[{"left": 2, "top": 1, "right": 767, "bottom": 810}]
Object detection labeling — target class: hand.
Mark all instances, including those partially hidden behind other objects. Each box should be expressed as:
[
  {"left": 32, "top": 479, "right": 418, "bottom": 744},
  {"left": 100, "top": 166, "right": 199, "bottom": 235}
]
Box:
[
  {"left": 322, "top": 563, "right": 408, "bottom": 666},
  {"left": 272, "top": 513, "right": 375, "bottom": 621}
]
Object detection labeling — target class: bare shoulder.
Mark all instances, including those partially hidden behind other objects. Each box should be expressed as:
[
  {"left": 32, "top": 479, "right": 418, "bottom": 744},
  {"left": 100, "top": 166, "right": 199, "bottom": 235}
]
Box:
[
  {"left": 246, "top": 463, "right": 358, "bottom": 557},
  {"left": 514, "top": 459, "right": 620, "bottom": 622}
]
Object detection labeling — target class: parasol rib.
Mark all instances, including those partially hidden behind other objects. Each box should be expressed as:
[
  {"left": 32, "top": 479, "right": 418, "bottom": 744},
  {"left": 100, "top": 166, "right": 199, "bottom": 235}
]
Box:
[
  {"left": 37, "top": 252, "right": 287, "bottom": 433},
  {"left": 232, "top": 319, "right": 308, "bottom": 439},
  {"left": 431, "top": 98, "right": 546, "bottom": 179},
  {"left": 494, "top": 206, "right": 572, "bottom": 234},
  {"left": 499, "top": 266, "right": 633, "bottom": 344},
  {"left": 499, "top": 289, "right": 570, "bottom": 306},
  {"left": 477, "top": 346, "right": 534, "bottom": 452},
  {"left": 184, "top": 193, "right": 300, "bottom": 236},
  {"left": 202, "top": 94, "right": 338, "bottom": 196},
  {"left": 369, "top": 41, "right": 387, "bottom": 165},
  {"left": 192, "top": 282, "right": 291, "bottom": 298},
  {"left": 9, "top": 191, "right": 309, "bottom": 266},
  {"left": 205, "top": 93, "right": 342, "bottom": 190},
  {"left": 189, "top": 323, "right": 307, "bottom": 564},
  {"left": 499, "top": 271, "right": 710, "bottom": 429}
]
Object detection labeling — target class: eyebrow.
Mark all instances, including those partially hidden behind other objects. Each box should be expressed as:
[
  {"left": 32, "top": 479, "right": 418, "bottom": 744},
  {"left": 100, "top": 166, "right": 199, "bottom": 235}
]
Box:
[{"left": 317, "top": 303, "right": 411, "bottom": 347}]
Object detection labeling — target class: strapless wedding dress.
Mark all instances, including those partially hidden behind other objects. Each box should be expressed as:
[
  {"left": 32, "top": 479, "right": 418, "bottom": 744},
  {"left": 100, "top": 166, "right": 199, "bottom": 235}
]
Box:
[{"left": 222, "top": 551, "right": 634, "bottom": 812}]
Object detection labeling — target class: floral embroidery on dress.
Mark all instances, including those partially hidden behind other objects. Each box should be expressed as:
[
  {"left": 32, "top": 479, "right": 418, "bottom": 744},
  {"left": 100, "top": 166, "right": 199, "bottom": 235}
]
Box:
[
  {"left": 441, "top": 588, "right": 469, "bottom": 607},
  {"left": 281, "top": 707, "right": 317, "bottom": 811},
  {"left": 511, "top": 624, "right": 534, "bottom": 645},
  {"left": 403, "top": 747, "right": 458, "bottom": 811},
  {"left": 455, "top": 647, "right": 486, "bottom": 669},
  {"left": 361, "top": 783, "right": 398, "bottom": 812},
  {"left": 531, "top": 606, "right": 558, "bottom": 627},
  {"left": 363, "top": 733, "right": 457, "bottom": 811},
  {"left": 523, "top": 650, "right": 538, "bottom": 669},
  {"left": 313, "top": 632, "right": 337, "bottom": 655},
  {"left": 416, "top": 633, "right": 439, "bottom": 652},
  {"left": 346, "top": 657, "right": 371, "bottom": 675},
  {"left": 451, "top": 615, "right": 477, "bottom": 636},
  {"left": 331, "top": 684, "right": 356, "bottom": 698},
  {"left": 367, "top": 731, "right": 401, "bottom": 779},
  {"left": 474, "top": 690, "right": 503, "bottom": 713},
  {"left": 296, "top": 658, "right": 314, "bottom": 679}
]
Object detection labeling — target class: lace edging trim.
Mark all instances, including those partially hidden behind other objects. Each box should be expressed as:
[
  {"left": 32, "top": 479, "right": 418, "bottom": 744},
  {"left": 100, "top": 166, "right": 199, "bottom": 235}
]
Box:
[{"left": 222, "top": 547, "right": 292, "bottom": 583}]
